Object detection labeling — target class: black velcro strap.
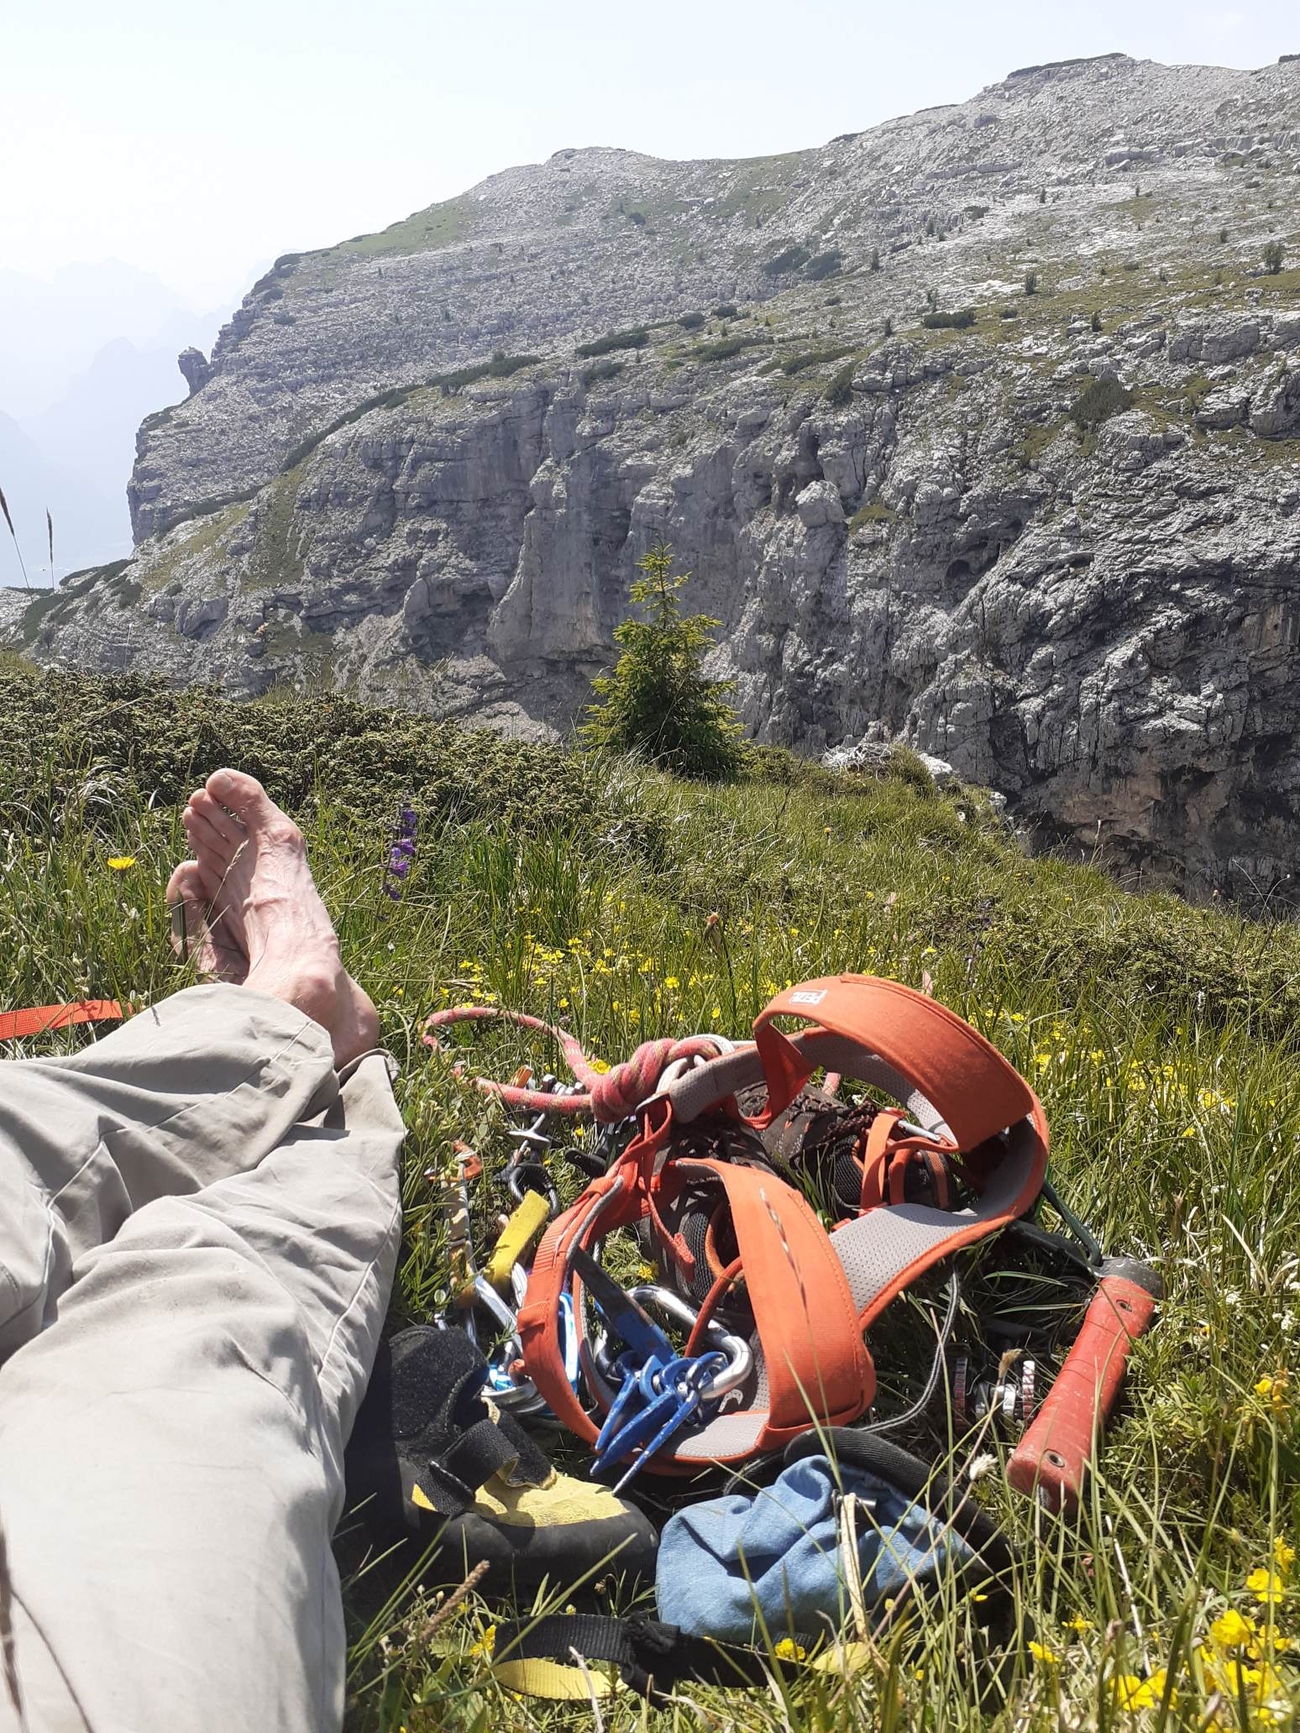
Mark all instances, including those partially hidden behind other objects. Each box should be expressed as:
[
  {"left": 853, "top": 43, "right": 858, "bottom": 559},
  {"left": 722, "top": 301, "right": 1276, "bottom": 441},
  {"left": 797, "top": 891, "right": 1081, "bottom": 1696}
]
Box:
[
  {"left": 493, "top": 1407, "right": 556, "bottom": 1487},
  {"left": 440, "top": 1417, "right": 525, "bottom": 1492},
  {"left": 493, "top": 1613, "right": 773, "bottom": 1698}
]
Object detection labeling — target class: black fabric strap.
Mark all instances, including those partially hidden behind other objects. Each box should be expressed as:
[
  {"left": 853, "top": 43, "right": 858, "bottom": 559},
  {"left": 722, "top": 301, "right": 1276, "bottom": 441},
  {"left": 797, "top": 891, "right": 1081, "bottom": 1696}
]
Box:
[
  {"left": 440, "top": 1417, "right": 525, "bottom": 1492},
  {"left": 493, "top": 1406, "right": 556, "bottom": 1487},
  {"left": 493, "top": 1613, "right": 775, "bottom": 1697}
]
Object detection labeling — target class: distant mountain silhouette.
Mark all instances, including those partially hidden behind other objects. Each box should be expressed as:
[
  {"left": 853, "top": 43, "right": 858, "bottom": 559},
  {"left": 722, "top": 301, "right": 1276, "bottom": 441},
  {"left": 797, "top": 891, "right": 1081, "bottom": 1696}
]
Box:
[
  {"left": 0, "top": 411, "right": 121, "bottom": 587},
  {"left": 0, "top": 260, "right": 249, "bottom": 575}
]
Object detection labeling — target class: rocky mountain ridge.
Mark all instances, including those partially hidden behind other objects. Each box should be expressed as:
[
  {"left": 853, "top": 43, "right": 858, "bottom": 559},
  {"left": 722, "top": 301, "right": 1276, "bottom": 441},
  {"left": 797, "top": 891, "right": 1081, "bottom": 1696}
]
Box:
[{"left": 5, "top": 51, "right": 1300, "bottom": 894}]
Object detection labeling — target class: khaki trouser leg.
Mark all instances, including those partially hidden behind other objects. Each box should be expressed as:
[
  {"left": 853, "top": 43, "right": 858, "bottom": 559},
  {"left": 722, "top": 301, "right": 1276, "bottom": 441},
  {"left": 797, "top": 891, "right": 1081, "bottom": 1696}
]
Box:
[{"left": 0, "top": 986, "right": 405, "bottom": 1733}]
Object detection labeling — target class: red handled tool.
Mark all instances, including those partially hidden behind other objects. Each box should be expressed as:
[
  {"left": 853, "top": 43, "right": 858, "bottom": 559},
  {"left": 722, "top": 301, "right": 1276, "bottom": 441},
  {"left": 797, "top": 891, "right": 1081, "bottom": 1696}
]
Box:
[{"left": 1007, "top": 1256, "right": 1161, "bottom": 1513}]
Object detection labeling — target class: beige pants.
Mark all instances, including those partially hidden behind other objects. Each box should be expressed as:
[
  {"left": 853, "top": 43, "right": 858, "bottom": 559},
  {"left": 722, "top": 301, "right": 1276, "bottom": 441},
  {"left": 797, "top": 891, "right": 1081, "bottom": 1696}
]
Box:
[{"left": 0, "top": 985, "right": 405, "bottom": 1733}]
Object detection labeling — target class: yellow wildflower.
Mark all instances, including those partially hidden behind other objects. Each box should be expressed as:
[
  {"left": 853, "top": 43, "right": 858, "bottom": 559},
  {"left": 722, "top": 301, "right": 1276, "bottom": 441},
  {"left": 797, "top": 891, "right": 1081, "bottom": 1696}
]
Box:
[
  {"left": 467, "top": 1622, "right": 496, "bottom": 1657},
  {"left": 1063, "top": 1613, "right": 1094, "bottom": 1634},
  {"left": 1255, "top": 1372, "right": 1290, "bottom": 1413},
  {"left": 1028, "top": 1640, "right": 1059, "bottom": 1666},
  {"left": 1210, "top": 1608, "right": 1257, "bottom": 1649},
  {"left": 1110, "top": 1669, "right": 1174, "bottom": 1711},
  {"left": 1111, "top": 1672, "right": 1144, "bottom": 1709},
  {"left": 106, "top": 856, "right": 136, "bottom": 870},
  {"left": 664, "top": 976, "right": 680, "bottom": 990},
  {"left": 1274, "top": 1537, "right": 1296, "bottom": 1576},
  {"left": 773, "top": 1637, "right": 806, "bottom": 1661},
  {"left": 1248, "top": 1568, "right": 1286, "bottom": 1604},
  {"left": 590, "top": 1058, "right": 610, "bottom": 1074}
]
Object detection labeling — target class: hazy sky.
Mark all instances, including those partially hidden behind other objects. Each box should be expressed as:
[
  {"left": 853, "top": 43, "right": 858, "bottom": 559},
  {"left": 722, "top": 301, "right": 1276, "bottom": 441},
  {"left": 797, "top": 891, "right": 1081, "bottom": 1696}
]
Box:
[{"left": 4, "top": 0, "right": 1298, "bottom": 308}]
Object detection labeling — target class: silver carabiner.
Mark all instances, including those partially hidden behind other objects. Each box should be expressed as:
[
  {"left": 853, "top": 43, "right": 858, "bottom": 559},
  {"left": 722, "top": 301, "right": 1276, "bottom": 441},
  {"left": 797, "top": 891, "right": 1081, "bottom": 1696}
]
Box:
[
  {"left": 459, "top": 1273, "right": 548, "bottom": 1413},
  {"left": 591, "top": 1283, "right": 753, "bottom": 1401}
]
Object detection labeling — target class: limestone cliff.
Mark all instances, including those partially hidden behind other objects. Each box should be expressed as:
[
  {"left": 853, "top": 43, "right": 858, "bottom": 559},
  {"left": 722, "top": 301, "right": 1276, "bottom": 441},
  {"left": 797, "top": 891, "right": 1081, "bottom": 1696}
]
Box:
[{"left": 6, "top": 52, "right": 1300, "bottom": 893}]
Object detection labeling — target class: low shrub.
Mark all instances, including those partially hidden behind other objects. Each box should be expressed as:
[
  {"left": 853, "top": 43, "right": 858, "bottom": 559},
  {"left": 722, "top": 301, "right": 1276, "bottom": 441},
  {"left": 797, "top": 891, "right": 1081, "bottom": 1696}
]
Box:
[
  {"left": 803, "top": 250, "right": 842, "bottom": 281},
  {"left": 580, "top": 359, "right": 624, "bottom": 387},
  {"left": 761, "top": 246, "right": 810, "bottom": 277},
  {"left": 575, "top": 328, "right": 649, "bottom": 359},
  {"left": 693, "top": 334, "right": 768, "bottom": 362},
  {"left": 1070, "top": 377, "right": 1134, "bottom": 428},
  {"left": 824, "top": 361, "right": 856, "bottom": 406}
]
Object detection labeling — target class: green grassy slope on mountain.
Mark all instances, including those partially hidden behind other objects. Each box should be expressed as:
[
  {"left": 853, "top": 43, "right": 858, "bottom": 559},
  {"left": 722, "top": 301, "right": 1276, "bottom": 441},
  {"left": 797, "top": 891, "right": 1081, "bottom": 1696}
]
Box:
[{"left": 2, "top": 666, "right": 1298, "bottom": 1728}]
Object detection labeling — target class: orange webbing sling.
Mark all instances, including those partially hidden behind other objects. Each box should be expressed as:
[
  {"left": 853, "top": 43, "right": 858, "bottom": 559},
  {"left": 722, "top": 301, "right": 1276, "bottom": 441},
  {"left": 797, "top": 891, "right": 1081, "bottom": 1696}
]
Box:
[
  {"left": 519, "top": 974, "right": 1047, "bottom": 1475},
  {"left": 0, "top": 1000, "right": 125, "bottom": 1042}
]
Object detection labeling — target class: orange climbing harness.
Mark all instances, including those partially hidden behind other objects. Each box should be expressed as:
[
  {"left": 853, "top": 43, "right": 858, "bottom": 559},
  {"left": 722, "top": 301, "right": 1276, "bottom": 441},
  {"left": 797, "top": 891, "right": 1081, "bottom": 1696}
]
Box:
[{"left": 427, "top": 973, "right": 1051, "bottom": 1478}]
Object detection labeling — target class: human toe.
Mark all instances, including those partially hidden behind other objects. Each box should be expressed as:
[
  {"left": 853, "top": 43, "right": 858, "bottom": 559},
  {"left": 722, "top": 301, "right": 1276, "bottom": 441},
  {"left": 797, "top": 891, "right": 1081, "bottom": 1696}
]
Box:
[
  {"left": 183, "top": 805, "right": 240, "bottom": 865},
  {"left": 205, "top": 769, "right": 280, "bottom": 830},
  {"left": 166, "top": 859, "right": 205, "bottom": 907},
  {"left": 189, "top": 788, "right": 246, "bottom": 845},
  {"left": 165, "top": 862, "right": 210, "bottom": 960}
]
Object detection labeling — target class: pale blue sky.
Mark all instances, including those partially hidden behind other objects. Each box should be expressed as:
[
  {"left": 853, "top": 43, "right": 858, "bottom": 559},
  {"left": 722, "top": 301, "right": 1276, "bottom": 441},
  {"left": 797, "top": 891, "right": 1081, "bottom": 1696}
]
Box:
[{"left": 4, "top": 0, "right": 1298, "bottom": 306}]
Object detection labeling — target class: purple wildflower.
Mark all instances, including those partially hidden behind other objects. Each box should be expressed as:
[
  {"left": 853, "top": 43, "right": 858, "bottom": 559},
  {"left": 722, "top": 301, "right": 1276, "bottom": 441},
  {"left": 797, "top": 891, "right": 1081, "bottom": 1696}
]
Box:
[{"left": 383, "top": 804, "right": 418, "bottom": 902}]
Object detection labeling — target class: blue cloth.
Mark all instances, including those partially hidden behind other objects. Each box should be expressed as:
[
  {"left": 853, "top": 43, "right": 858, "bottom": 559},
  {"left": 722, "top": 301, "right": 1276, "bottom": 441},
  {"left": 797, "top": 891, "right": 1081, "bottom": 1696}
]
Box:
[{"left": 656, "top": 1454, "right": 973, "bottom": 1645}]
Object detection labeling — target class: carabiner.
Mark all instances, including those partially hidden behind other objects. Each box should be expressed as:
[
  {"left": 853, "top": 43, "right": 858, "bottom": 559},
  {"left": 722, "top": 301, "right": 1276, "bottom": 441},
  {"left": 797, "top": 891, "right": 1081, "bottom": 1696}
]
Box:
[
  {"left": 505, "top": 1159, "right": 560, "bottom": 1214},
  {"left": 592, "top": 1283, "right": 753, "bottom": 1400}
]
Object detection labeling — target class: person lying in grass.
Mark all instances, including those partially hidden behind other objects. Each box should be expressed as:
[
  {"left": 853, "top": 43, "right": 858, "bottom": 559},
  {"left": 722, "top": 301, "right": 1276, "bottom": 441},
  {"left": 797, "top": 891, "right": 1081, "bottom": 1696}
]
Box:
[{"left": 0, "top": 769, "right": 403, "bottom": 1733}]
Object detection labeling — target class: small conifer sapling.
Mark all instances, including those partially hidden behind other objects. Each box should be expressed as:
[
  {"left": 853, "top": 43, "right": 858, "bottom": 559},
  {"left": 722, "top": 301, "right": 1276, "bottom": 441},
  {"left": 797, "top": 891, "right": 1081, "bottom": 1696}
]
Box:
[{"left": 582, "top": 538, "right": 743, "bottom": 780}]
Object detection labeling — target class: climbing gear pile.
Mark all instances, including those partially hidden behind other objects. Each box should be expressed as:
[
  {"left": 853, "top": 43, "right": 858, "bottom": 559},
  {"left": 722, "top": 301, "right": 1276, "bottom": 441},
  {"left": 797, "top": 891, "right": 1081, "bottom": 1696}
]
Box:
[
  {"left": 5, "top": 959, "right": 1163, "bottom": 1695},
  {"left": 404, "top": 972, "right": 1162, "bottom": 1696}
]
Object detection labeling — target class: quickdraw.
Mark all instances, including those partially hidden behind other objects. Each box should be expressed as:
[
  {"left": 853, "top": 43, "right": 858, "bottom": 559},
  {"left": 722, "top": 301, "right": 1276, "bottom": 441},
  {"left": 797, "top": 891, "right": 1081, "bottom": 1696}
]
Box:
[{"left": 424, "top": 973, "right": 1161, "bottom": 1513}]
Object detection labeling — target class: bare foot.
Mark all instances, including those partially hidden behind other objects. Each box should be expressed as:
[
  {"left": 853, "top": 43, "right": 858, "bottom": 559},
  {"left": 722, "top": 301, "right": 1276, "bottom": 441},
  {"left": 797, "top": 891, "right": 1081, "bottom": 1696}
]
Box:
[
  {"left": 178, "top": 769, "right": 379, "bottom": 1067},
  {"left": 165, "top": 859, "right": 248, "bottom": 983}
]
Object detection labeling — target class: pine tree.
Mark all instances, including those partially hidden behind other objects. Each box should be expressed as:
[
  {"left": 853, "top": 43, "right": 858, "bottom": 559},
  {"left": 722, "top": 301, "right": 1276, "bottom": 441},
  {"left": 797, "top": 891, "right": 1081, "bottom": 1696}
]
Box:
[{"left": 582, "top": 538, "right": 743, "bottom": 780}]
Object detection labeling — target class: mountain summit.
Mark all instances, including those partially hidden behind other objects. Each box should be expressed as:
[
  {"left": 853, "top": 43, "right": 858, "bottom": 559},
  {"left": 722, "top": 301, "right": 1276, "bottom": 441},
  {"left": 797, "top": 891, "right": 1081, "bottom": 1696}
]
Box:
[{"left": 5, "top": 51, "right": 1300, "bottom": 892}]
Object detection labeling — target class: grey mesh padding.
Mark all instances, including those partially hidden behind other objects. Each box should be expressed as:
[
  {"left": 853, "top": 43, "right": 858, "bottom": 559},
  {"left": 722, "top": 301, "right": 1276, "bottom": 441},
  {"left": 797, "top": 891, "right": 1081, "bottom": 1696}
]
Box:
[
  {"left": 682, "top": 1408, "right": 769, "bottom": 1459},
  {"left": 831, "top": 1117, "right": 1041, "bottom": 1320},
  {"left": 663, "top": 1030, "right": 954, "bottom": 1140}
]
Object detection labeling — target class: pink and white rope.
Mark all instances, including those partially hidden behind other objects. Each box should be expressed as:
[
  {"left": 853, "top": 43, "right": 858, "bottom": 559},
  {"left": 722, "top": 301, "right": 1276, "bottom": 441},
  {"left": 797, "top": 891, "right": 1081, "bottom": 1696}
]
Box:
[{"left": 423, "top": 1005, "right": 731, "bottom": 1123}]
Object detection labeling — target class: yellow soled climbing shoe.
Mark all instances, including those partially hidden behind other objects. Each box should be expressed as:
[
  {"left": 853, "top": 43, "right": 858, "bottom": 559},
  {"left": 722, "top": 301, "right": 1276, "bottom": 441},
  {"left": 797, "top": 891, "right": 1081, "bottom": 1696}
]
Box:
[{"left": 344, "top": 1324, "right": 657, "bottom": 1591}]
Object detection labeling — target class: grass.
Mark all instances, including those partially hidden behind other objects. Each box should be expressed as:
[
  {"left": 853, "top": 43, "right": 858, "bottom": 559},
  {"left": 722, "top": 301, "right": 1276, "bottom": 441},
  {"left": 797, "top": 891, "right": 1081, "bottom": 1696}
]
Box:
[
  {"left": 330, "top": 194, "right": 474, "bottom": 261},
  {"left": 848, "top": 500, "right": 899, "bottom": 532},
  {"left": 3, "top": 667, "right": 1300, "bottom": 1729}
]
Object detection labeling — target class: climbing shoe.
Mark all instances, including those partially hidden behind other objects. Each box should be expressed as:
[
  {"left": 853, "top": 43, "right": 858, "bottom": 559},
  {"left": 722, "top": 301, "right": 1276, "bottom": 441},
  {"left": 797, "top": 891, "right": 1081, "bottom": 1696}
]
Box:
[{"left": 344, "top": 1324, "right": 658, "bottom": 1591}]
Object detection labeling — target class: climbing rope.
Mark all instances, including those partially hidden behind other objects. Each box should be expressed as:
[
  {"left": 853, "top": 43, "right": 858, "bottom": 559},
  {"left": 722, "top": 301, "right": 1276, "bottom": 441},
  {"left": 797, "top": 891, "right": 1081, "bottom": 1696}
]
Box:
[{"left": 423, "top": 1005, "right": 732, "bottom": 1123}]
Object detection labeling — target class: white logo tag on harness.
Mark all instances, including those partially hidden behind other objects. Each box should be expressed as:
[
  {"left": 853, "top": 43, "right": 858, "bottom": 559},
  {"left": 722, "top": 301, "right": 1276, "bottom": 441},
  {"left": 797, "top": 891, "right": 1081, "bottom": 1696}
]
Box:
[{"left": 789, "top": 990, "right": 827, "bottom": 1005}]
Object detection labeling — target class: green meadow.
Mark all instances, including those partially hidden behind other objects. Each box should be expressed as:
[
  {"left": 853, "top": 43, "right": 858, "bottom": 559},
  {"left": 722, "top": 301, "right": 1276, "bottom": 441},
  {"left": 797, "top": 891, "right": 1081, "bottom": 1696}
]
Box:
[{"left": 2, "top": 665, "right": 1297, "bottom": 1730}]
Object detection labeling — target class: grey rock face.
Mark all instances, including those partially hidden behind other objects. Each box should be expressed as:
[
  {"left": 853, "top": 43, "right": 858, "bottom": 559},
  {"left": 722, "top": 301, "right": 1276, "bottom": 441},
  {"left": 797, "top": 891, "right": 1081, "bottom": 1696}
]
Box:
[
  {"left": 7, "top": 51, "right": 1300, "bottom": 895},
  {"left": 177, "top": 347, "right": 212, "bottom": 398}
]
